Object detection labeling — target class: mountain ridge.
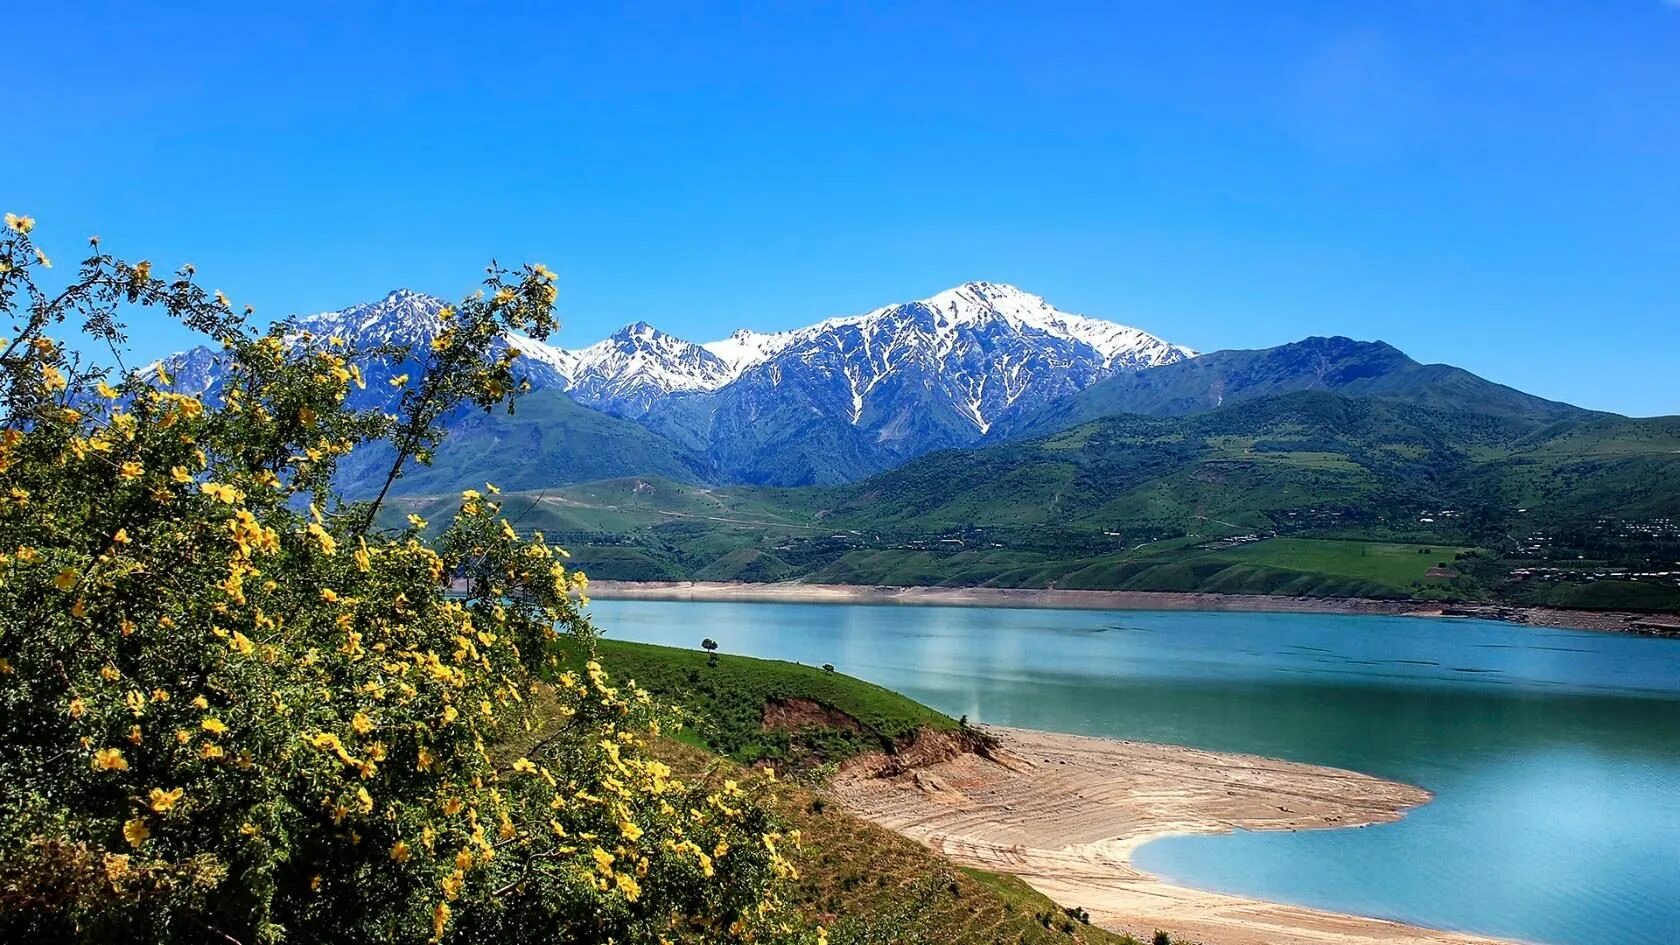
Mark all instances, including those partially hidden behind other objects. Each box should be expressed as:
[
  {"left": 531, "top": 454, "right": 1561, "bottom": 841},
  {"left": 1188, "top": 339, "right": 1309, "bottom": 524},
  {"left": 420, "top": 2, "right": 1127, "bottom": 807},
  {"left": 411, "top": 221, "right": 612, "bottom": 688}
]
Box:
[{"left": 162, "top": 281, "right": 1198, "bottom": 487}]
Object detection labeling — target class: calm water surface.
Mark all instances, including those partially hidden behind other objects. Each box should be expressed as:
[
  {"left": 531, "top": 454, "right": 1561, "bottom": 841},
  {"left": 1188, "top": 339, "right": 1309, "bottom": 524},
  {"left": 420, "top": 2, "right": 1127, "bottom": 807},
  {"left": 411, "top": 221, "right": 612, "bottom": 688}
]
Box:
[{"left": 585, "top": 599, "right": 1680, "bottom": 945}]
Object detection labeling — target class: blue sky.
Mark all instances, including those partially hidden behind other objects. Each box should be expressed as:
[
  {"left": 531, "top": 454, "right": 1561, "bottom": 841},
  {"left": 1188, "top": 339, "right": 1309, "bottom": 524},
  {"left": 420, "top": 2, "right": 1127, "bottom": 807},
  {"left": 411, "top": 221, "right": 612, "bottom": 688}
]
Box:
[{"left": 8, "top": 1, "right": 1678, "bottom": 415}]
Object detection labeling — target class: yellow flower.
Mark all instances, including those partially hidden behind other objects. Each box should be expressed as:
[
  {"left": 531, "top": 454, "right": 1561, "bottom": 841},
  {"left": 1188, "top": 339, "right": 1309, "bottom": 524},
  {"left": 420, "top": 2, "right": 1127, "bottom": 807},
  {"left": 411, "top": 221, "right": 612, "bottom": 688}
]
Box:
[
  {"left": 96, "top": 380, "right": 119, "bottom": 400},
  {"left": 53, "top": 567, "right": 79, "bottom": 591},
  {"left": 112, "top": 528, "right": 130, "bottom": 545},
  {"left": 148, "top": 787, "right": 184, "bottom": 813},
  {"left": 319, "top": 587, "right": 339, "bottom": 603},
  {"left": 92, "top": 748, "right": 128, "bottom": 771},
  {"left": 4, "top": 212, "right": 35, "bottom": 234},
  {"left": 170, "top": 465, "right": 192, "bottom": 484},
  {"left": 200, "top": 481, "right": 241, "bottom": 504},
  {"left": 390, "top": 839, "right": 412, "bottom": 863},
  {"left": 191, "top": 695, "right": 209, "bottom": 710},
  {"left": 407, "top": 513, "right": 427, "bottom": 529},
  {"left": 615, "top": 872, "right": 642, "bottom": 902},
  {"left": 351, "top": 712, "right": 374, "bottom": 734},
  {"left": 134, "top": 260, "right": 152, "bottom": 282},
  {"left": 68, "top": 697, "right": 87, "bottom": 718},
  {"left": 510, "top": 757, "right": 537, "bottom": 774},
  {"left": 307, "top": 522, "right": 337, "bottom": 555},
  {"left": 201, "top": 717, "right": 228, "bottom": 735},
  {"left": 417, "top": 747, "right": 435, "bottom": 772},
  {"left": 431, "top": 901, "right": 451, "bottom": 942},
  {"left": 591, "top": 847, "right": 615, "bottom": 875},
  {"left": 441, "top": 870, "right": 464, "bottom": 900},
  {"left": 118, "top": 461, "right": 143, "bottom": 480},
  {"left": 122, "top": 818, "right": 150, "bottom": 847},
  {"left": 229, "top": 631, "right": 255, "bottom": 656},
  {"left": 355, "top": 786, "right": 374, "bottom": 814}
]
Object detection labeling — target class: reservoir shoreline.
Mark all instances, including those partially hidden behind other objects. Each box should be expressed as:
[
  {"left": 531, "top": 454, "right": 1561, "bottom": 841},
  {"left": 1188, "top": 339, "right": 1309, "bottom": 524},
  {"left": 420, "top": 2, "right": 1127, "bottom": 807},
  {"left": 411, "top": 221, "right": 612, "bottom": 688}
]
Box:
[
  {"left": 587, "top": 579, "right": 1678, "bottom": 636},
  {"left": 831, "top": 725, "right": 1518, "bottom": 945}
]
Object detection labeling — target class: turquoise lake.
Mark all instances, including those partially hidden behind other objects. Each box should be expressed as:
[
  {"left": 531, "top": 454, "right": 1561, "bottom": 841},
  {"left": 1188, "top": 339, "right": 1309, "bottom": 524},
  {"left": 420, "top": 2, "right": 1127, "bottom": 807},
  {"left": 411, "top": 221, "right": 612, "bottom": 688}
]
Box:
[{"left": 584, "top": 599, "right": 1680, "bottom": 945}]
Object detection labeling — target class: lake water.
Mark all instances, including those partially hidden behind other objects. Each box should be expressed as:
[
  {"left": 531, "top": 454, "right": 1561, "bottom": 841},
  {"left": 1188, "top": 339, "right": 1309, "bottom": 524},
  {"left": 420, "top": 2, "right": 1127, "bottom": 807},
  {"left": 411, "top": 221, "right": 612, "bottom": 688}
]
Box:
[{"left": 585, "top": 599, "right": 1680, "bottom": 945}]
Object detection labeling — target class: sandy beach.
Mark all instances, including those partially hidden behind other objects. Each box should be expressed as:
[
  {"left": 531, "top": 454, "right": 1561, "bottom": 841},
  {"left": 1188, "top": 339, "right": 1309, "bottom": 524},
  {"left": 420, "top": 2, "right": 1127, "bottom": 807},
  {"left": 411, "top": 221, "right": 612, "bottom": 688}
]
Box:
[
  {"left": 587, "top": 579, "right": 1676, "bottom": 634},
  {"left": 827, "top": 726, "right": 1516, "bottom": 945}
]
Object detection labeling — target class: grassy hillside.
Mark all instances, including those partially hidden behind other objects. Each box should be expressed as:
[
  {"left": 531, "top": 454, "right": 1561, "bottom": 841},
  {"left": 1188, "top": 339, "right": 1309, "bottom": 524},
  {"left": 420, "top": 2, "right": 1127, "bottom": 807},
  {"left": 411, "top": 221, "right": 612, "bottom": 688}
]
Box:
[
  {"left": 546, "top": 642, "right": 1162, "bottom": 945},
  {"left": 399, "top": 391, "right": 1680, "bottom": 612},
  {"left": 576, "top": 639, "right": 958, "bottom": 768},
  {"left": 338, "top": 390, "right": 715, "bottom": 498}
]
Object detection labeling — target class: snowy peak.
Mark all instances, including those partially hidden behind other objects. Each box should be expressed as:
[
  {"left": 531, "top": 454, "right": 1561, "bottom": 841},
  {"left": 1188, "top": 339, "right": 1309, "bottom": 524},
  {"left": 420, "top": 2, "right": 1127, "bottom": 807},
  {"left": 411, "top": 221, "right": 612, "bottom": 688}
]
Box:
[
  {"left": 561, "top": 322, "right": 736, "bottom": 415},
  {"left": 841, "top": 280, "right": 1194, "bottom": 368},
  {"left": 290, "top": 289, "right": 451, "bottom": 346},
  {"left": 702, "top": 328, "right": 798, "bottom": 376}
]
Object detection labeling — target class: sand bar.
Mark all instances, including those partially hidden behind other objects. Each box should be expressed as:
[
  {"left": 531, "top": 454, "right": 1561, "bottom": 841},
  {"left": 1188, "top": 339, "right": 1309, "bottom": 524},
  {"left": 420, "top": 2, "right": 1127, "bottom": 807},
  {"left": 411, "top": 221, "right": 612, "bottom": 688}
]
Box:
[
  {"left": 827, "top": 726, "right": 1518, "bottom": 945},
  {"left": 587, "top": 579, "right": 1676, "bottom": 634}
]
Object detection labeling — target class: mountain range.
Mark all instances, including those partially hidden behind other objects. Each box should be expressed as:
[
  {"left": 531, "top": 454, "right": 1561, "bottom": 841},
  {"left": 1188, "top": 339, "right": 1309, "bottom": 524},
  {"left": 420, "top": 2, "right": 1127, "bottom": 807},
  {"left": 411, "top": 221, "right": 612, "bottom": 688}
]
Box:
[
  {"left": 163, "top": 282, "right": 1197, "bottom": 490},
  {"left": 158, "top": 281, "right": 1667, "bottom": 512},
  {"left": 154, "top": 280, "right": 1680, "bottom": 611}
]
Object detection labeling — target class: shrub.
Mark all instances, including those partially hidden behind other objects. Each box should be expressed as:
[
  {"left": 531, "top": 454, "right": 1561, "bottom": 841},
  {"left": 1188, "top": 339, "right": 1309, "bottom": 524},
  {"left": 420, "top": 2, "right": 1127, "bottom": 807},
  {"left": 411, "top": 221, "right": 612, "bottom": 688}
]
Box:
[{"left": 0, "top": 218, "right": 821, "bottom": 945}]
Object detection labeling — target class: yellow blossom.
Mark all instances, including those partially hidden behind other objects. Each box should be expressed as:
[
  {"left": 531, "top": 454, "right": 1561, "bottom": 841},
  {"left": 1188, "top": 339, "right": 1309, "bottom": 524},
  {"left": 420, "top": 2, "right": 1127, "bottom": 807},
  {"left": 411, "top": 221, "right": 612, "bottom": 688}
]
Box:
[
  {"left": 122, "top": 818, "right": 150, "bottom": 847},
  {"left": 431, "top": 901, "right": 451, "bottom": 942},
  {"left": 390, "top": 839, "right": 412, "bottom": 863},
  {"left": 148, "top": 787, "right": 184, "bottom": 813},
  {"left": 307, "top": 522, "right": 337, "bottom": 555},
  {"left": 200, "top": 481, "right": 242, "bottom": 504},
  {"left": 201, "top": 717, "right": 228, "bottom": 735},
  {"left": 92, "top": 748, "right": 128, "bottom": 771},
  {"left": 118, "top": 461, "right": 143, "bottom": 480}
]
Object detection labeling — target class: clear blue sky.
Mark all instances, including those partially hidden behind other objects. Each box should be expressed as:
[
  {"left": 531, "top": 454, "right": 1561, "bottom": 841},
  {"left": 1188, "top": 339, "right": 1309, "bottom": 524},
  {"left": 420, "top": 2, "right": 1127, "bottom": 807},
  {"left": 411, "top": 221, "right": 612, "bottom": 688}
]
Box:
[{"left": 8, "top": 1, "right": 1678, "bottom": 415}]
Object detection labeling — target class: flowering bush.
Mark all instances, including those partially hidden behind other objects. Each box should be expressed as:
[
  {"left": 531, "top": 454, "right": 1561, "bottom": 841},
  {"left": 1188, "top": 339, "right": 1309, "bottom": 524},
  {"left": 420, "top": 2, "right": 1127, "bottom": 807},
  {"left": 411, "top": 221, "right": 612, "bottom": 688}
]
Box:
[{"left": 0, "top": 216, "right": 819, "bottom": 945}]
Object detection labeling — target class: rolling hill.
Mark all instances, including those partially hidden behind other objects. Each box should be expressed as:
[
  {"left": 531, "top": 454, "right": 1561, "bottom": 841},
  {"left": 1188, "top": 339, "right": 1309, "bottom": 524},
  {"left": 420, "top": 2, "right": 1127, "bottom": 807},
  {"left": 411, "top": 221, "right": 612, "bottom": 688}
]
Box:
[{"left": 992, "top": 336, "right": 1590, "bottom": 441}]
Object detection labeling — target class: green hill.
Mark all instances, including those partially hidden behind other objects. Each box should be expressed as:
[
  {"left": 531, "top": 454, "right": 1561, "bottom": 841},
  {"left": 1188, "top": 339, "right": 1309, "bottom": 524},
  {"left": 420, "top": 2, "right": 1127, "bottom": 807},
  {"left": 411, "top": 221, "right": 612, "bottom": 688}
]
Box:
[
  {"left": 526, "top": 641, "right": 1158, "bottom": 945},
  {"left": 397, "top": 392, "right": 1680, "bottom": 612},
  {"left": 993, "top": 336, "right": 1590, "bottom": 441},
  {"left": 338, "top": 390, "right": 715, "bottom": 498}
]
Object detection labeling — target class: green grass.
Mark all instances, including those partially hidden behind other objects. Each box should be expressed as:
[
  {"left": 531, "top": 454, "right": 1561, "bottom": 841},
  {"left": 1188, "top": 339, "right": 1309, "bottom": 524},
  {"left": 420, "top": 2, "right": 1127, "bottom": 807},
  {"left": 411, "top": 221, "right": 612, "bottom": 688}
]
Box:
[
  {"left": 573, "top": 639, "right": 957, "bottom": 767},
  {"left": 1219, "top": 538, "right": 1473, "bottom": 589},
  {"left": 397, "top": 389, "right": 1680, "bottom": 613}
]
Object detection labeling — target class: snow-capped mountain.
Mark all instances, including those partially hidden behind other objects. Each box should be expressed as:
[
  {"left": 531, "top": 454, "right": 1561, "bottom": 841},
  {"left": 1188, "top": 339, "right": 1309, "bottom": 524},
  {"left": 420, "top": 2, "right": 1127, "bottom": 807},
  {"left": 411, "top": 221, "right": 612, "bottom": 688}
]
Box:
[
  {"left": 705, "top": 281, "right": 1190, "bottom": 434},
  {"left": 549, "top": 323, "right": 737, "bottom": 417},
  {"left": 157, "top": 281, "right": 1194, "bottom": 487}
]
